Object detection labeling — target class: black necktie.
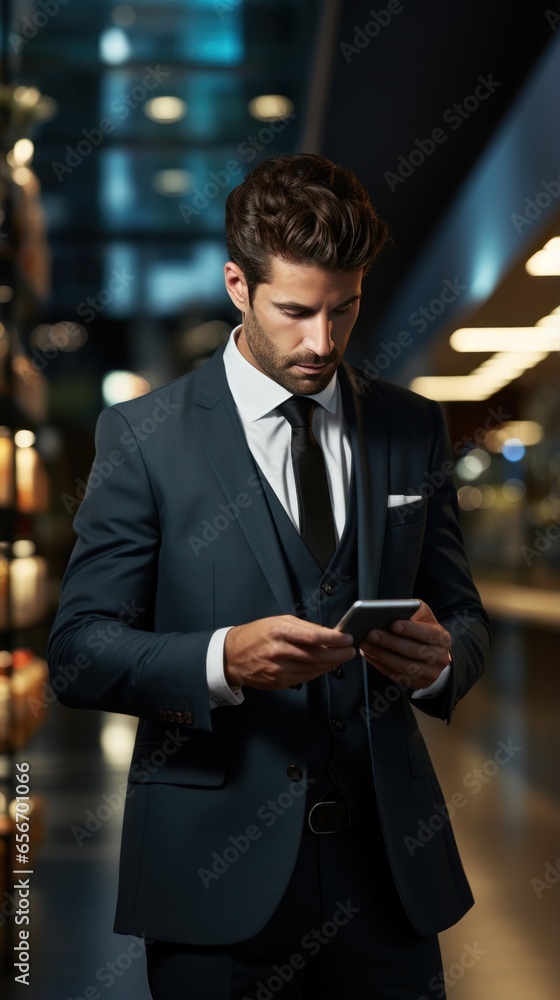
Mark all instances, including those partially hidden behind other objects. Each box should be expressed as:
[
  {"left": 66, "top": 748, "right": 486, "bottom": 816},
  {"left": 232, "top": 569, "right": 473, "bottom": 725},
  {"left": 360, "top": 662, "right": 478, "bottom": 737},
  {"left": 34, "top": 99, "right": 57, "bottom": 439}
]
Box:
[{"left": 277, "top": 396, "right": 337, "bottom": 570}]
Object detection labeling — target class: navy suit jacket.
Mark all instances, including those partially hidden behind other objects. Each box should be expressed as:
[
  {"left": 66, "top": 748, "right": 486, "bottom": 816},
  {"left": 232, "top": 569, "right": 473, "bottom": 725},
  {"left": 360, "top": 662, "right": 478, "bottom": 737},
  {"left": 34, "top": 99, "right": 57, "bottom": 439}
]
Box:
[{"left": 47, "top": 344, "right": 490, "bottom": 945}]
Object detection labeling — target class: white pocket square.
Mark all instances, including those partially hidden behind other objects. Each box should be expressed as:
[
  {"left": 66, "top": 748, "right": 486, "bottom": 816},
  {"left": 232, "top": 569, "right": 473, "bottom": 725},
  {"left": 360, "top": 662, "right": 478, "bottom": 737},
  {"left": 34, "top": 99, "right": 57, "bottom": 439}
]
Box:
[{"left": 387, "top": 495, "right": 423, "bottom": 508}]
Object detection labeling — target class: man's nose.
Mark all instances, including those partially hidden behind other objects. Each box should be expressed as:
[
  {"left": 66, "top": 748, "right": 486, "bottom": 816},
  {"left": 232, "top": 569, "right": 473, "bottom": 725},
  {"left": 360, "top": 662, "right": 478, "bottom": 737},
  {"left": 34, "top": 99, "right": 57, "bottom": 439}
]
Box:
[{"left": 302, "top": 317, "right": 334, "bottom": 358}]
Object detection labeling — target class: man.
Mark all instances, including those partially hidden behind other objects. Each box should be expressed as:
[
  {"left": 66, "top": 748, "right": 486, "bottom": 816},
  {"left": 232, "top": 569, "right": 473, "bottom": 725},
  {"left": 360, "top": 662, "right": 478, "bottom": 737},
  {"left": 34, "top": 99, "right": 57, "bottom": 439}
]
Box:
[{"left": 47, "top": 153, "right": 490, "bottom": 999}]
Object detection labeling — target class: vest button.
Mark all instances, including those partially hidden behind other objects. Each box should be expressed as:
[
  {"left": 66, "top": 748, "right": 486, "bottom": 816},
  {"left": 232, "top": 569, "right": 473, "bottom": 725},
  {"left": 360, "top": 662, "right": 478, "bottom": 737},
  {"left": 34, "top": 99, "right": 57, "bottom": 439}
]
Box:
[
  {"left": 320, "top": 580, "right": 338, "bottom": 594},
  {"left": 331, "top": 666, "right": 345, "bottom": 679},
  {"left": 333, "top": 717, "right": 345, "bottom": 731},
  {"left": 287, "top": 764, "right": 303, "bottom": 782}
]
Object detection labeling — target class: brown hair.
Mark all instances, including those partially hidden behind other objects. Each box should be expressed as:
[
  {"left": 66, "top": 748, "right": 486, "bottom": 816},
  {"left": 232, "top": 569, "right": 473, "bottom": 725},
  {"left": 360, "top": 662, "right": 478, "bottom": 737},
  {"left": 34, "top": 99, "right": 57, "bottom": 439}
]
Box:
[{"left": 225, "top": 153, "right": 389, "bottom": 304}]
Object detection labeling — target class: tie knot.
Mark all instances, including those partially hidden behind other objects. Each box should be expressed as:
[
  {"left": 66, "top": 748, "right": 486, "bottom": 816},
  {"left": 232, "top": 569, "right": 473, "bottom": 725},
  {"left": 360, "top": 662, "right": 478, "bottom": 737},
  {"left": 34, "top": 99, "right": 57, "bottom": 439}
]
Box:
[{"left": 277, "top": 396, "right": 315, "bottom": 429}]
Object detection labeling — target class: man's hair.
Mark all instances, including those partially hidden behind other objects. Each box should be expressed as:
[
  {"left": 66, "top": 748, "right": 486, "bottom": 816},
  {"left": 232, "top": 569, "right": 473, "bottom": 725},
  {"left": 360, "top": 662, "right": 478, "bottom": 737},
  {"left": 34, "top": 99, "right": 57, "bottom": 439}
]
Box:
[{"left": 225, "top": 153, "right": 389, "bottom": 304}]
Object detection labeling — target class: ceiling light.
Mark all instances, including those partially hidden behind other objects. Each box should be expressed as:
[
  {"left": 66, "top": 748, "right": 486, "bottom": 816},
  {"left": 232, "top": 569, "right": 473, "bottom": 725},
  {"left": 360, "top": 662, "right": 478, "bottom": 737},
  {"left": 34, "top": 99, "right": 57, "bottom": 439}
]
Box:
[
  {"left": 457, "top": 486, "right": 483, "bottom": 511},
  {"left": 152, "top": 169, "right": 194, "bottom": 196},
  {"left": 502, "top": 439, "right": 526, "bottom": 463},
  {"left": 450, "top": 327, "right": 560, "bottom": 351},
  {"left": 11, "top": 167, "right": 35, "bottom": 188},
  {"left": 535, "top": 313, "right": 560, "bottom": 327},
  {"left": 13, "top": 86, "right": 41, "bottom": 107},
  {"left": 14, "top": 431, "right": 36, "bottom": 449},
  {"left": 144, "top": 97, "right": 187, "bottom": 124},
  {"left": 248, "top": 94, "right": 294, "bottom": 121},
  {"left": 100, "top": 27, "right": 131, "bottom": 64},
  {"left": 8, "top": 139, "right": 34, "bottom": 167},
  {"left": 408, "top": 377, "right": 497, "bottom": 401},
  {"left": 102, "top": 371, "right": 150, "bottom": 406},
  {"left": 525, "top": 237, "right": 560, "bottom": 275},
  {"left": 485, "top": 421, "right": 543, "bottom": 452},
  {"left": 456, "top": 451, "right": 489, "bottom": 482},
  {"left": 12, "top": 540, "right": 36, "bottom": 558}
]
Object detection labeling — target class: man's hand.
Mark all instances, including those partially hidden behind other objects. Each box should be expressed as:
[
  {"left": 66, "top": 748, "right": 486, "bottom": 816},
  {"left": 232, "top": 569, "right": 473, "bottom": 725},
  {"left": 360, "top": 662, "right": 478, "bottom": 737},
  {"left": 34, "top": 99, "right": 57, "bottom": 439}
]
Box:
[
  {"left": 357, "top": 599, "right": 451, "bottom": 692},
  {"left": 224, "top": 616, "right": 356, "bottom": 690}
]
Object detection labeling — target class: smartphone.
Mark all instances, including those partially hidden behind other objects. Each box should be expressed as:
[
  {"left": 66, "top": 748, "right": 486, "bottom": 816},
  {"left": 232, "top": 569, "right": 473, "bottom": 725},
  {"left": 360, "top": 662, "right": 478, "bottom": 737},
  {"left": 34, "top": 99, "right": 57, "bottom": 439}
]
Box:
[{"left": 334, "top": 599, "right": 421, "bottom": 646}]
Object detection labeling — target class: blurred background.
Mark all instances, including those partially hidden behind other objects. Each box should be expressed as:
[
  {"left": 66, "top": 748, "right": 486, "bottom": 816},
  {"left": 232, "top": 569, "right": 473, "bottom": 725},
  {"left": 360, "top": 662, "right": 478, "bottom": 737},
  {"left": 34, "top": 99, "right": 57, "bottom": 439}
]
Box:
[{"left": 0, "top": 0, "right": 558, "bottom": 996}]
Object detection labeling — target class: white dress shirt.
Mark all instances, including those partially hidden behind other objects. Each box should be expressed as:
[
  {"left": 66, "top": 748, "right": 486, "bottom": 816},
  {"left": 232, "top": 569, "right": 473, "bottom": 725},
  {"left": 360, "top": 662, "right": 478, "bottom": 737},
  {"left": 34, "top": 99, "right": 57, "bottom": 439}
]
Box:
[{"left": 205, "top": 326, "right": 450, "bottom": 707}]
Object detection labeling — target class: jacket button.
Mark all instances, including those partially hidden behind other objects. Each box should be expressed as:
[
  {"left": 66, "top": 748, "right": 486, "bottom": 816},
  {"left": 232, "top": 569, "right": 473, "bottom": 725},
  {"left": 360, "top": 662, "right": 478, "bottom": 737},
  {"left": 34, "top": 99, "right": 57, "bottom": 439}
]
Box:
[
  {"left": 166, "top": 711, "right": 175, "bottom": 723},
  {"left": 320, "top": 580, "right": 337, "bottom": 594},
  {"left": 332, "top": 765, "right": 344, "bottom": 780},
  {"left": 333, "top": 717, "right": 345, "bottom": 731},
  {"left": 290, "top": 683, "right": 303, "bottom": 691},
  {"left": 287, "top": 764, "right": 303, "bottom": 782},
  {"left": 331, "top": 666, "right": 345, "bottom": 679},
  {"left": 184, "top": 711, "right": 194, "bottom": 725},
  {"left": 174, "top": 712, "right": 184, "bottom": 723},
  {"left": 156, "top": 710, "right": 166, "bottom": 723}
]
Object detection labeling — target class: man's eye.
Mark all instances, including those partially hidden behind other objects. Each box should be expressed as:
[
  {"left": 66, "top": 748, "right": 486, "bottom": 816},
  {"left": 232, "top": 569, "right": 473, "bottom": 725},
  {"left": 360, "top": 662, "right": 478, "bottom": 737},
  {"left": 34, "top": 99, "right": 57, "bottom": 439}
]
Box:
[
  {"left": 334, "top": 304, "right": 354, "bottom": 314},
  {"left": 281, "top": 309, "right": 309, "bottom": 318}
]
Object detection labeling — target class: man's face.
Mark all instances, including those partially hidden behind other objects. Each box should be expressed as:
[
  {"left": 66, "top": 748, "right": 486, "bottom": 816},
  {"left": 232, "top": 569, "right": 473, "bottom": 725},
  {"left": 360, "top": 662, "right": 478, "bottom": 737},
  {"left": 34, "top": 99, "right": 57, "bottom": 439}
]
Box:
[{"left": 233, "top": 258, "right": 363, "bottom": 394}]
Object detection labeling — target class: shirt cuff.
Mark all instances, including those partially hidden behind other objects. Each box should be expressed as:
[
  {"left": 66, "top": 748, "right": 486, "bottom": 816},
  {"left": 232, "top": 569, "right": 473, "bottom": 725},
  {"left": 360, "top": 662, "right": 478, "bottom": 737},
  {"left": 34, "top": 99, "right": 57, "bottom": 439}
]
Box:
[
  {"left": 206, "top": 626, "right": 245, "bottom": 708},
  {"left": 411, "top": 659, "right": 452, "bottom": 700}
]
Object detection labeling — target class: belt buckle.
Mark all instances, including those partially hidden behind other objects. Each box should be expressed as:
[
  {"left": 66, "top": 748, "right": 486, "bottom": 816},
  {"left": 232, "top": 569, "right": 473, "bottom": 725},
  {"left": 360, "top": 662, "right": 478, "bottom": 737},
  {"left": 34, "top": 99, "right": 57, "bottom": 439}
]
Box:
[{"left": 307, "top": 800, "right": 350, "bottom": 835}]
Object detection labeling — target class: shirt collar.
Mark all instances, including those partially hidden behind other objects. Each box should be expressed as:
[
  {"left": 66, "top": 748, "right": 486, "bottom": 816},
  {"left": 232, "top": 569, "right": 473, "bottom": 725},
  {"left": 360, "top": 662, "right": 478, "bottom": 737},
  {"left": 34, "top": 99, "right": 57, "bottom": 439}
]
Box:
[{"left": 223, "top": 325, "right": 339, "bottom": 423}]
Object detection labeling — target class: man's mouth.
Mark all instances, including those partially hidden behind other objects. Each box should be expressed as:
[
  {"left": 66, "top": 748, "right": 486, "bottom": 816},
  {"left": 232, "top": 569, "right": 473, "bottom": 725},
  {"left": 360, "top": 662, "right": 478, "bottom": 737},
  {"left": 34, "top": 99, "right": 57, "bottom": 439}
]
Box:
[{"left": 294, "top": 362, "right": 329, "bottom": 373}]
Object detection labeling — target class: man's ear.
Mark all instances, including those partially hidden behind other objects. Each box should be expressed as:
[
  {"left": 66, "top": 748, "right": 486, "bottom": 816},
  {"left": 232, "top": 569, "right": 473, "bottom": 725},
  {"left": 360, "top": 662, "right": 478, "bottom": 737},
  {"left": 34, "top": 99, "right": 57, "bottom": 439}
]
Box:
[{"left": 224, "top": 262, "right": 250, "bottom": 312}]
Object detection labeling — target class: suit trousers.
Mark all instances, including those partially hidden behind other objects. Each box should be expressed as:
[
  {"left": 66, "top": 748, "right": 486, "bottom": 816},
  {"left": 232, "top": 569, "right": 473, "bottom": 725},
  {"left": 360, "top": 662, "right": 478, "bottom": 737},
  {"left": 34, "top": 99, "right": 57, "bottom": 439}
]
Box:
[{"left": 145, "top": 800, "right": 445, "bottom": 1000}]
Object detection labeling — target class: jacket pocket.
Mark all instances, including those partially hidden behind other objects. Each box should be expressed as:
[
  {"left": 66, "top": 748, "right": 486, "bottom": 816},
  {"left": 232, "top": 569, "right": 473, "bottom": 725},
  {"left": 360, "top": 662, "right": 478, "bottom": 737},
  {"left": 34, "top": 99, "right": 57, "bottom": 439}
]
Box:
[{"left": 128, "top": 744, "right": 227, "bottom": 788}]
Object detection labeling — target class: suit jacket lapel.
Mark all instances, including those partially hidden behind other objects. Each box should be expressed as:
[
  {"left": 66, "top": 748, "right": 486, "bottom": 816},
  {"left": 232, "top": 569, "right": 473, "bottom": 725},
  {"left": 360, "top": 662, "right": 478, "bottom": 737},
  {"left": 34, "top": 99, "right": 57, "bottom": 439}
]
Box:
[
  {"left": 339, "top": 362, "right": 388, "bottom": 600},
  {"left": 192, "top": 346, "right": 295, "bottom": 613}
]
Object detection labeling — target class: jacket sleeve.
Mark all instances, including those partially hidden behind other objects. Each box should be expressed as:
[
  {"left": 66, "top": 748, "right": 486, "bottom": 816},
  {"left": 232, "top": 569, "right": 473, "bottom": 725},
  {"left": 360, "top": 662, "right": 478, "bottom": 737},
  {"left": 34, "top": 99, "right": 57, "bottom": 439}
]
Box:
[
  {"left": 46, "top": 405, "right": 214, "bottom": 733},
  {"left": 409, "top": 400, "right": 491, "bottom": 724}
]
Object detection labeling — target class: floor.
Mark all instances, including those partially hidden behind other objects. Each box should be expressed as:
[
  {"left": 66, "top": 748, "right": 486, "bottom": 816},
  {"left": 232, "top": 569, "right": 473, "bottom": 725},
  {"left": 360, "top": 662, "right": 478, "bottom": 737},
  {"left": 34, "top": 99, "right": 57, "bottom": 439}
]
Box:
[{"left": 1, "top": 618, "right": 559, "bottom": 999}]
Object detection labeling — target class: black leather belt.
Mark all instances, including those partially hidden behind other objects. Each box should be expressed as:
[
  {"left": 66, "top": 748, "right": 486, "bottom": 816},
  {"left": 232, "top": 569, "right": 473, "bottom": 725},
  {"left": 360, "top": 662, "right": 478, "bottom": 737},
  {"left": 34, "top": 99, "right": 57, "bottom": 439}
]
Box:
[{"left": 306, "top": 799, "right": 352, "bottom": 834}]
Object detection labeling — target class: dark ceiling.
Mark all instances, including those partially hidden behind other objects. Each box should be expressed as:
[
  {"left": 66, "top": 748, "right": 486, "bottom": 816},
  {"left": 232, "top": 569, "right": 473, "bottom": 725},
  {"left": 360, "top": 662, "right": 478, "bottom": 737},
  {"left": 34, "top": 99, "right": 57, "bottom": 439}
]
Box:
[
  {"left": 2, "top": 0, "right": 557, "bottom": 421},
  {"left": 321, "top": 0, "right": 557, "bottom": 363}
]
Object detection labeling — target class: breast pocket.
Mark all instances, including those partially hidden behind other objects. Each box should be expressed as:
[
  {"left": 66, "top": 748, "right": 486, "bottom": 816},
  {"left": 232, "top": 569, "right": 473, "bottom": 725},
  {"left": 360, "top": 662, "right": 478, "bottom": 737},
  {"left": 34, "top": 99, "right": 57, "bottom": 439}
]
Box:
[
  {"left": 379, "top": 501, "right": 427, "bottom": 595},
  {"left": 386, "top": 499, "right": 426, "bottom": 528}
]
